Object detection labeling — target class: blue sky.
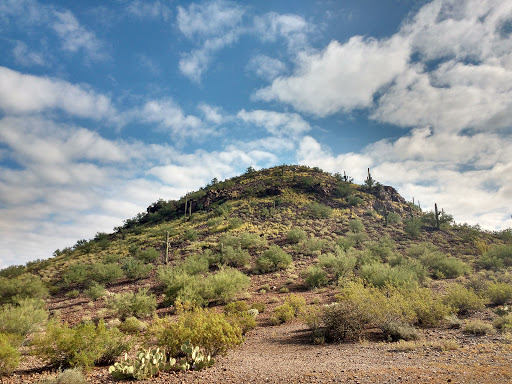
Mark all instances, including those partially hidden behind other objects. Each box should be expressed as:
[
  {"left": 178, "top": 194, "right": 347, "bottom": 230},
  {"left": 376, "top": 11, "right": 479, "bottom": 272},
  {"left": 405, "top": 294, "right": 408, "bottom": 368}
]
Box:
[{"left": 1, "top": 0, "right": 512, "bottom": 268}]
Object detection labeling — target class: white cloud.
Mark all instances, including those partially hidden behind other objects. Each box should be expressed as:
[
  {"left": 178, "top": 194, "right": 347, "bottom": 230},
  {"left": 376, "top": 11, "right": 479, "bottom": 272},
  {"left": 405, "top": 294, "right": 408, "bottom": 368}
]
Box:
[
  {"left": 254, "top": 12, "right": 312, "bottom": 52},
  {"left": 198, "top": 103, "right": 224, "bottom": 124},
  {"left": 254, "top": 36, "right": 410, "bottom": 117},
  {"left": 136, "top": 98, "right": 206, "bottom": 138},
  {"left": 246, "top": 55, "right": 286, "bottom": 81},
  {"left": 237, "top": 109, "right": 310, "bottom": 138},
  {"left": 126, "top": 0, "right": 172, "bottom": 21},
  {"left": 0, "top": 66, "right": 118, "bottom": 121},
  {"left": 52, "top": 10, "right": 105, "bottom": 60},
  {"left": 12, "top": 41, "right": 47, "bottom": 67},
  {"left": 176, "top": 0, "right": 244, "bottom": 39}
]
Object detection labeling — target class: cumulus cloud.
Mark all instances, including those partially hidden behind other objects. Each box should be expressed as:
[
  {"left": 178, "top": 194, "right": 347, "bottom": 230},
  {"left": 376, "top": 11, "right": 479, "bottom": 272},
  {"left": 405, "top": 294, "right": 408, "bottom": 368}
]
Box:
[
  {"left": 237, "top": 109, "right": 310, "bottom": 138},
  {"left": 254, "top": 36, "right": 410, "bottom": 116},
  {"left": 254, "top": 12, "right": 312, "bottom": 52},
  {"left": 0, "top": 67, "right": 118, "bottom": 121}
]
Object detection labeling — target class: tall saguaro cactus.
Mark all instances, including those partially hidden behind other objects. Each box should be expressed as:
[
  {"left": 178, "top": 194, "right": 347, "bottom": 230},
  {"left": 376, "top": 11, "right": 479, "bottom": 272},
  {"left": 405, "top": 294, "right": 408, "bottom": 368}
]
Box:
[{"left": 435, "top": 203, "right": 440, "bottom": 229}]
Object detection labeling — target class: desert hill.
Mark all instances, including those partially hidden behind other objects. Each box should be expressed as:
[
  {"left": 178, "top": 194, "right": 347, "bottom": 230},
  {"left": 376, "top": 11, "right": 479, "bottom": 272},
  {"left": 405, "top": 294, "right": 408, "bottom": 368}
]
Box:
[{"left": 0, "top": 165, "right": 511, "bottom": 383}]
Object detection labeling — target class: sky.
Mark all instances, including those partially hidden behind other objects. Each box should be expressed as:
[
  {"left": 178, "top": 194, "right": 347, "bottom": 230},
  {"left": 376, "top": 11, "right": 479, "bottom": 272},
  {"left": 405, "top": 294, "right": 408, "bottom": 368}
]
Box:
[{"left": 1, "top": 0, "right": 512, "bottom": 269}]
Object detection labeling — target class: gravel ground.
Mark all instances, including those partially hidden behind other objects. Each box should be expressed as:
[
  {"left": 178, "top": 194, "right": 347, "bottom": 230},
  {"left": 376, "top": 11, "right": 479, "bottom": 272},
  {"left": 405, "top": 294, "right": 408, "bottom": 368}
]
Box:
[{"left": 4, "top": 323, "right": 511, "bottom": 384}]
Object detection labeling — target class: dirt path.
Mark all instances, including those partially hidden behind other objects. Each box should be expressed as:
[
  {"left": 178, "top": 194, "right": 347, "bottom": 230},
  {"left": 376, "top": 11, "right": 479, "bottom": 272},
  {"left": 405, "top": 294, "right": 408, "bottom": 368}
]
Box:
[{"left": 5, "top": 322, "right": 512, "bottom": 384}]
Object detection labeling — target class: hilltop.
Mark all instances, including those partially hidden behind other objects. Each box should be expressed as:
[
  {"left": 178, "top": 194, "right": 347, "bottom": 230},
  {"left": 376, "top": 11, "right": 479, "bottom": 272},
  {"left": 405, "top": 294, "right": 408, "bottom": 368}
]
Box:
[{"left": 1, "top": 165, "right": 511, "bottom": 383}]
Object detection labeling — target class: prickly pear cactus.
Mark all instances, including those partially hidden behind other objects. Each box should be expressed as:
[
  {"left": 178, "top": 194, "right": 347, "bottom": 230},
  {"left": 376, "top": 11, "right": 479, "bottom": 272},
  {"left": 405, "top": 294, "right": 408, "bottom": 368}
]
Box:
[
  {"left": 178, "top": 340, "right": 215, "bottom": 371},
  {"left": 109, "top": 348, "right": 176, "bottom": 379}
]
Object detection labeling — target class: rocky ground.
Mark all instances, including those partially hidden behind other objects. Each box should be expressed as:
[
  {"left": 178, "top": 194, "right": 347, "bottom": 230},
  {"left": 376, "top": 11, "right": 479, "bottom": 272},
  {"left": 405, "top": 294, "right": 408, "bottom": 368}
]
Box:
[{"left": 5, "top": 321, "right": 511, "bottom": 384}]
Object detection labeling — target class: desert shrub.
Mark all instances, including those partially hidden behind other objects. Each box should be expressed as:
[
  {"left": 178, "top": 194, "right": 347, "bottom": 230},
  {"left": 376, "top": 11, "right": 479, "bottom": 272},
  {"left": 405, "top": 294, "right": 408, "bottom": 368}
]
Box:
[
  {"left": 207, "top": 217, "right": 223, "bottom": 229},
  {"left": 228, "top": 217, "right": 244, "bottom": 230},
  {"left": 347, "top": 196, "right": 364, "bottom": 206},
  {"left": 62, "top": 263, "right": 89, "bottom": 286},
  {"left": 179, "top": 254, "right": 210, "bottom": 274},
  {"left": 403, "top": 217, "right": 422, "bottom": 238},
  {"left": 407, "top": 288, "right": 452, "bottom": 327},
  {"left": 381, "top": 320, "right": 419, "bottom": 342},
  {"left": 486, "top": 282, "right": 512, "bottom": 305},
  {"left": 366, "top": 236, "right": 395, "bottom": 261},
  {"left": 443, "top": 284, "right": 486, "bottom": 315},
  {"left": 0, "top": 275, "right": 49, "bottom": 304},
  {"left": 478, "top": 244, "right": 512, "bottom": 270},
  {"left": 0, "top": 265, "right": 26, "bottom": 279},
  {"left": 220, "top": 233, "right": 266, "bottom": 249},
  {"left": 256, "top": 246, "right": 292, "bottom": 273},
  {"left": 318, "top": 248, "right": 357, "bottom": 280},
  {"left": 334, "top": 182, "right": 353, "bottom": 198},
  {"left": 184, "top": 228, "right": 198, "bottom": 241},
  {"left": 203, "top": 268, "right": 250, "bottom": 304},
  {"left": 214, "top": 202, "right": 232, "bottom": 217},
  {"left": 157, "top": 267, "right": 204, "bottom": 305},
  {"left": 270, "top": 294, "right": 306, "bottom": 325},
  {"left": 387, "top": 212, "right": 402, "bottom": 224},
  {"left": 360, "top": 263, "right": 419, "bottom": 289},
  {"left": 250, "top": 302, "right": 266, "bottom": 313},
  {"left": 0, "top": 332, "right": 20, "bottom": 376},
  {"left": 462, "top": 320, "right": 495, "bottom": 336},
  {"left": 103, "top": 254, "right": 121, "bottom": 264},
  {"left": 335, "top": 236, "right": 356, "bottom": 251},
  {"left": 308, "top": 202, "right": 332, "bottom": 219},
  {"left": 224, "top": 301, "right": 257, "bottom": 334},
  {"left": 493, "top": 314, "right": 512, "bottom": 332},
  {"left": 55, "top": 368, "right": 87, "bottom": 384},
  {"left": 108, "top": 289, "right": 156, "bottom": 320},
  {"left": 0, "top": 298, "right": 48, "bottom": 336},
  {"left": 348, "top": 219, "right": 365, "bottom": 233},
  {"left": 286, "top": 228, "right": 307, "bottom": 244},
  {"left": 147, "top": 307, "right": 243, "bottom": 356},
  {"left": 388, "top": 256, "right": 428, "bottom": 283},
  {"left": 298, "top": 237, "right": 327, "bottom": 256},
  {"left": 66, "top": 289, "right": 80, "bottom": 299},
  {"left": 419, "top": 252, "right": 470, "bottom": 279},
  {"left": 83, "top": 282, "right": 106, "bottom": 301},
  {"left": 322, "top": 301, "right": 369, "bottom": 341},
  {"left": 407, "top": 242, "right": 438, "bottom": 259},
  {"left": 122, "top": 257, "right": 152, "bottom": 280},
  {"left": 138, "top": 247, "right": 160, "bottom": 263},
  {"left": 119, "top": 317, "right": 147, "bottom": 334},
  {"left": 31, "top": 319, "right": 130, "bottom": 370},
  {"left": 219, "top": 246, "right": 250, "bottom": 267},
  {"left": 303, "top": 266, "right": 329, "bottom": 289},
  {"left": 88, "top": 263, "right": 124, "bottom": 285}
]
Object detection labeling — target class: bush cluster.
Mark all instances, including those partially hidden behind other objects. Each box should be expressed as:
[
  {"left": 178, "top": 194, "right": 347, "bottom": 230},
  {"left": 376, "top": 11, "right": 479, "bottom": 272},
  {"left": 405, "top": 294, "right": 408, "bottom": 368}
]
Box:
[
  {"left": 255, "top": 246, "right": 292, "bottom": 273},
  {"left": 0, "top": 275, "right": 49, "bottom": 305},
  {"left": 286, "top": 228, "right": 307, "bottom": 244},
  {"left": 0, "top": 298, "right": 48, "bottom": 336},
  {"left": 0, "top": 332, "right": 20, "bottom": 376},
  {"left": 307, "top": 202, "right": 332, "bottom": 219},
  {"left": 107, "top": 288, "right": 157, "bottom": 320},
  {"left": 270, "top": 294, "right": 306, "bottom": 325}
]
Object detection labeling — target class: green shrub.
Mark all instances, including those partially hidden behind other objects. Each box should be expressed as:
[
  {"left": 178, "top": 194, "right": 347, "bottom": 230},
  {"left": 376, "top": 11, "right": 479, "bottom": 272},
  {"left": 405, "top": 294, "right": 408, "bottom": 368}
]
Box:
[
  {"left": 256, "top": 246, "right": 292, "bottom": 273},
  {"left": 286, "top": 228, "right": 307, "bottom": 244},
  {"left": 308, "top": 202, "right": 332, "bottom": 219},
  {"left": 443, "top": 284, "right": 486, "bottom": 315},
  {"left": 0, "top": 274, "right": 49, "bottom": 304},
  {"left": 219, "top": 246, "right": 250, "bottom": 267},
  {"left": 298, "top": 237, "right": 327, "bottom": 256},
  {"left": 250, "top": 302, "right": 266, "bottom": 313},
  {"left": 203, "top": 268, "right": 250, "bottom": 304},
  {"left": 366, "top": 236, "right": 395, "bottom": 261},
  {"left": 147, "top": 307, "right": 243, "bottom": 356},
  {"left": 334, "top": 182, "right": 353, "bottom": 198},
  {"left": 122, "top": 257, "right": 153, "bottom": 280},
  {"left": 66, "top": 289, "right": 80, "bottom": 299},
  {"left": 157, "top": 267, "right": 204, "bottom": 305},
  {"left": 0, "top": 298, "right": 48, "bottom": 336},
  {"left": 228, "top": 218, "right": 244, "bottom": 230},
  {"left": 214, "top": 202, "right": 232, "bottom": 217},
  {"left": 403, "top": 217, "right": 422, "bottom": 238},
  {"left": 0, "top": 332, "right": 20, "bottom": 376},
  {"left": 318, "top": 248, "right": 356, "bottom": 280},
  {"left": 387, "top": 212, "right": 402, "bottom": 224},
  {"left": 31, "top": 319, "right": 130, "bottom": 370},
  {"left": 0, "top": 265, "right": 26, "bottom": 279},
  {"left": 420, "top": 252, "right": 470, "bottom": 279},
  {"left": 88, "top": 262, "right": 124, "bottom": 285},
  {"left": 184, "top": 228, "right": 199, "bottom": 241},
  {"left": 270, "top": 294, "right": 306, "bottom": 325},
  {"left": 303, "top": 266, "right": 329, "bottom": 289},
  {"left": 103, "top": 254, "right": 121, "bottom": 264},
  {"left": 478, "top": 244, "right": 512, "bottom": 270},
  {"left": 462, "top": 320, "right": 495, "bottom": 336},
  {"left": 381, "top": 320, "right": 419, "bottom": 342},
  {"left": 407, "top": 287, "right": 452, "bottom": 328},
  {"left": 360, "top": 263, "right": 419, "bottom": 289},
  {"left": 220, "top": 233, "right": 266, "bottom": 249},
  {"left": 335, "top": 236, "right": 356, "bottom": 251},
  {"left": 494, "top": 314, "right": 512, "bottom": 332},
  {"left": 107, "top": 288, "right": 157, "bottom": 320},
  {"left": 348, "top": 219, "right": 365, "bottom": 233},
  {"left": 53, "top": 368, "right": 87, "bottom": 384},
  {"left": 322, "top": 301, "right": 369, "bottom": 341},
  {"left": 224, "top": 301, "right": 257, "bottom": 334},
  {"left": 138, "top": 247, "right": 160, "bottom": 263},
  {"left": 83, "top": 282, "right": 106, "bottom": 301},
  {"left": 62, "top": 263, "right": 89, "bottom": 286},
  {"left": 347, "top": 196, "right": 364, "bottom": 206},
  {"left": 486, "top": 282, "right": 512, "bottom": 305},
  {"left": 179, "top": 254, "right": 210, "bottom": 274},
  {"left": 119, "top": 317, "right": 147, "bottom": 334}
]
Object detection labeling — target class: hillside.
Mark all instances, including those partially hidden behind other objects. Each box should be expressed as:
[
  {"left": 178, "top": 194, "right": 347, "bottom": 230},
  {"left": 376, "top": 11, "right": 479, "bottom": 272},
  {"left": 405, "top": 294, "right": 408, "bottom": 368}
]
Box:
[{"left": 1, "top": 165, "right": 511, "bottom": 383}]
